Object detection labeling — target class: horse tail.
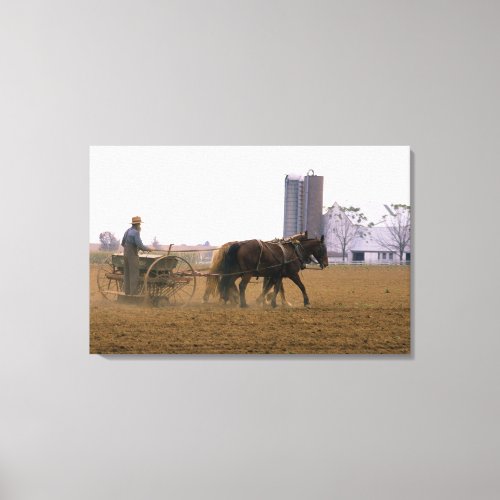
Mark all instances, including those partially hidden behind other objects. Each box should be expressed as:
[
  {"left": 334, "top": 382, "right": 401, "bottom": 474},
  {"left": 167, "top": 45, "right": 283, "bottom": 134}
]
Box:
[
  {"left": 219, "top": 243, "right": 241, "bottom": 302},
  {"left": 203, "top": 275, "right": 218, "bottom": 301},
  {"left": 203, "top": 246, "right": 224, "bottom": 301}
]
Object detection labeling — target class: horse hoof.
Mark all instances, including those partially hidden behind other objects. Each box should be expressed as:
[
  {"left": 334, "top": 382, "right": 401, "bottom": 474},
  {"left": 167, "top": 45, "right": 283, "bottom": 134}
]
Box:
[
  {"left": 304, "top": 303, "right": 311, "bottom": 308},
  {"left": 240, "top": 304, "right": 249, "bottom": 309}
]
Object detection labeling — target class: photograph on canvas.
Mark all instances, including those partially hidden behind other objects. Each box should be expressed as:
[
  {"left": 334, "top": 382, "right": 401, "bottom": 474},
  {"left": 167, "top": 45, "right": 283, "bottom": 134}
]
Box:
[{"left": 89, "top": 146, "right": 410, "bottom": 354}]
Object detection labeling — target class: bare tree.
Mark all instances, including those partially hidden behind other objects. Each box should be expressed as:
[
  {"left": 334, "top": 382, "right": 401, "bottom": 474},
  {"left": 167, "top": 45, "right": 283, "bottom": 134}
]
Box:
[
  {"left": 372, "top": 204, "right": 411, "bottom": 263},
  {"left": 325, "top": 205, "right": 370, "bottom": 262},
  {"left": 99, "top": 231, "right": 119, "bottom": 251},
  {"left": 151, "top": 236, "right": 161, "bottom": 250}
]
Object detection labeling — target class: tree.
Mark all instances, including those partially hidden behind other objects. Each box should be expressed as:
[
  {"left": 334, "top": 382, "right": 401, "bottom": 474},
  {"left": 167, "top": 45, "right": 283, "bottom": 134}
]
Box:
[
  {"left": 99, "top": 231, "right": 119, "bottom": 251},
  {"left": 152, "top": 236, "right": 161, "bottom": 250},
  {"left": 372, "top": 204, "right": 411, "bottom": 263},
  {"left": 325, "top": 204, "right": 369, "bottom": 262}
]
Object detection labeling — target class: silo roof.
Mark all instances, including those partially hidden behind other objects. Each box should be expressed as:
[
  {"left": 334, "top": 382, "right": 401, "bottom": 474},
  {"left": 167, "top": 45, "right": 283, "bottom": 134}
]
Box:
[{"left": 285, "top": 173, "right": 304, "bottom": 181}]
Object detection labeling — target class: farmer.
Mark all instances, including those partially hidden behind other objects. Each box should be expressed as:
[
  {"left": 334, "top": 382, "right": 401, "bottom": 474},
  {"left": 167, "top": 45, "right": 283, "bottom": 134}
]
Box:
[{"left": 121, "top": 216, "right": 153, "bottom": 295}]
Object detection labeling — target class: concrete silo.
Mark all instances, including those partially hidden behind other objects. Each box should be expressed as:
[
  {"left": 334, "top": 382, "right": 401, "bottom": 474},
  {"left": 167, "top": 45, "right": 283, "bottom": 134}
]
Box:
[
  {"left": 283, "top": 170, "right": 323, "bottom": 238},
  {"left": 283, "top": 174, "right": 304, "bottom": 237},
  {"left": 304, "top": 170, "right": 324, "bottom": 238}
]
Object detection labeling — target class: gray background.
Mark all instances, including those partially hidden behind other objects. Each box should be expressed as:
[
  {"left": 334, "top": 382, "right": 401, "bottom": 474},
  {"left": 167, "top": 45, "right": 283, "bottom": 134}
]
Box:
[{"left": 1, "top": 1, "right": 499, "bottom": 499}]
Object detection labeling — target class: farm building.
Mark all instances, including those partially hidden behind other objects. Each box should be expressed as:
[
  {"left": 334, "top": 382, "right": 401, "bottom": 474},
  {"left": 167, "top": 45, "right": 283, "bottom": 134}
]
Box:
[
  {"left": 348, "top": 227, "right": 411, "bottom": 264},
  {"left": 322, "top": 202, "right": 410, "bottom": 264}
]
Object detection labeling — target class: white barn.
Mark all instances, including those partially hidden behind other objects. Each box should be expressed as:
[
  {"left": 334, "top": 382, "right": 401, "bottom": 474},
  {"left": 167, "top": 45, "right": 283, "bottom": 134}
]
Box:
[
  {"left": 349, "top": 227, "right": 411, "bottom": 264},
  {"left": 322, "top": 202, "right": 411, "bottom": 264}
]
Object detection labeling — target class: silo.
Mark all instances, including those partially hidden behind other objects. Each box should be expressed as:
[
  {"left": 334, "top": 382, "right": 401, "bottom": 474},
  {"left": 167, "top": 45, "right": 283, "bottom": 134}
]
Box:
[
  {"left": 303, "top": 170, "right": 324, "bottom": 238},
  {"left": 283, "top": 174, "right": 304, "bottom": 237}
]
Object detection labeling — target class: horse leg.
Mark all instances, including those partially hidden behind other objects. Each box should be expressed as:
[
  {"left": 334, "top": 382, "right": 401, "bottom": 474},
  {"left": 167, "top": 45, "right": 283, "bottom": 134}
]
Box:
[
  {"left": 230, "top": 282, "right": 239, "bottom": 305},
  {"left": 259, "top": 275, "right": 291, "bottom": 307},
  {"left": 279, "top": 280, "right": 292, "bottom": 307},
  {"left": 239, "top": 274, "right": 252, "bottom": 308},
  {"left": 288, "top": 273, "right": 310, "bottom": 307},
  {"left": 264, "top": 277, "right": 280, "bottom": 305},
  {"left": 203, "top": 275, "right": 216, "bottom": 303},
  {"left": 256, "top": 277, "right": 267, "bottom": 304},
  {"left": 270, "top": 277, "right": 283, "bottom": 308},
  {"left": 257, "top": 277, "right": 274, "bottom": 306},
  {"left": 264, "top": 279, "right": 290, "bottom": 307}
]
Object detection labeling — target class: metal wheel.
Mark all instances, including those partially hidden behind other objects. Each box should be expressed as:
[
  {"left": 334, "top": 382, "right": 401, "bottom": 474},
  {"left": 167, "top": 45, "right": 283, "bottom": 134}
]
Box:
[
  {"left": 144, "top": 255, "right": 196, "bottom": 306},
  {"left": 96, "top": 256, "right": 124, "bottom": 301}
]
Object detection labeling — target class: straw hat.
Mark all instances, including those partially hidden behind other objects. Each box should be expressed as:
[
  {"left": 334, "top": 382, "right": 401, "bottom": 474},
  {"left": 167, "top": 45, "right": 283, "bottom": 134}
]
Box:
[{"left": 131, "top": 216, "right": 143, "bottom": 225}]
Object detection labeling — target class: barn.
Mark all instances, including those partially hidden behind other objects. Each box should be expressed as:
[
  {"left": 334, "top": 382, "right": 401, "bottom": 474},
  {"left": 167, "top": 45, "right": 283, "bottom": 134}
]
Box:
[{"left": 322, "top": 202, "right": 410, "bottom": 264}]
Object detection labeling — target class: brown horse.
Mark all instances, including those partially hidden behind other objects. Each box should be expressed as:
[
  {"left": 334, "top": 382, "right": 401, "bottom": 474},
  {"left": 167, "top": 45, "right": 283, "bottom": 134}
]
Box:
[
  {"left": 219, "top": 235, "right": 328, "bottom": 308},
  {"left": 203, "top": 245, "right": 289, "bottom": 306},
  {"left": 203, "top": 233, "right": 309, "bottom": 306}
]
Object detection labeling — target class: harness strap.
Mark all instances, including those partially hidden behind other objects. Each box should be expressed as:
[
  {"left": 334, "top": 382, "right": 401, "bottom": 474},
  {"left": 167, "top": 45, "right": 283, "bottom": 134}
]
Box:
[
  {"left": 256, "top": 240, "right": 290, "bottom": 275},
  {"left": 222, "top": 240, "right": 308, "bottom": 278},
  {"left": 256, "top": 240, "right": 264, "bottom": 274},
  {"left": 277, "top": 242, "right": 287, "bottom": 270},
  {"left": 293, "top": 243, "right": 309, "bottom": 269}
]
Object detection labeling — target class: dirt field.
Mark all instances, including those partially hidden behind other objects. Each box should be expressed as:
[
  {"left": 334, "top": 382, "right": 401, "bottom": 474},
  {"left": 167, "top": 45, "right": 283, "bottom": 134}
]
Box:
[{"left": 90, "top": 264, "right": 410, "bottom": 355}]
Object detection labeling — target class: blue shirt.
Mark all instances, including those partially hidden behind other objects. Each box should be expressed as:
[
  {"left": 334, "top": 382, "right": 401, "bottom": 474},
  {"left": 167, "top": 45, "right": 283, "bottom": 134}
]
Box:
[{"left": 121, "top": 227, "right": 149, "bottom": 251}]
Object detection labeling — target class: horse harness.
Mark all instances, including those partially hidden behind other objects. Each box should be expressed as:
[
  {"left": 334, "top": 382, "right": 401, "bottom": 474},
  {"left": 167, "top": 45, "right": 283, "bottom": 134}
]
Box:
[{"left": 255, "top": 239, "right": 308, "bottom": 275}]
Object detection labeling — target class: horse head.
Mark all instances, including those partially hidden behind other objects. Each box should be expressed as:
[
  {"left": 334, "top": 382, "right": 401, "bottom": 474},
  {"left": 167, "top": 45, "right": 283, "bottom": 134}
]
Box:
[
  {"left": 313, "top": 235, "right": 329, "bottom": 269},
  {"left": 294, "top": 236, "right": 328, "bottom": 269},
  {"left": 300, "top": 235, "right": 328, "bottom": 269}
]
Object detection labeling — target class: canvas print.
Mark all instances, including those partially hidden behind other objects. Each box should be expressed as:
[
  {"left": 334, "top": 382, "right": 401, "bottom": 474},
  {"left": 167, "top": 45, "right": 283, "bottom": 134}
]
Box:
[{"left": 90, "top": 146, "right": 410, "bottom": 354}]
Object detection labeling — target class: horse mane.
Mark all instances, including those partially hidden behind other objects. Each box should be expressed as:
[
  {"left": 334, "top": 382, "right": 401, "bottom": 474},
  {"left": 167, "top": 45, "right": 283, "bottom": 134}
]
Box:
[
  {"left": 268, "top": 231, "right": 309, "bottom": 245},
  {"left": 288, "top": 231, "right": 308, "bottom": 241}
]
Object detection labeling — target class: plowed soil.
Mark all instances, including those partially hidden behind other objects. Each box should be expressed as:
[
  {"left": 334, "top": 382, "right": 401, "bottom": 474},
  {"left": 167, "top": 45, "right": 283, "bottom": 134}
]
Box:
[{"left": 90, "top": 264, "right": 410, "bottom": 354}]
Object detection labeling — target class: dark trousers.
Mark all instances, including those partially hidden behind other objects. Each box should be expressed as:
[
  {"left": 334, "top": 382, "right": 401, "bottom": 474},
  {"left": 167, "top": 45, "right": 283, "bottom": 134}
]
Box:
[{"left": 123, "top": 245, "right": 139, "bottom": 295}]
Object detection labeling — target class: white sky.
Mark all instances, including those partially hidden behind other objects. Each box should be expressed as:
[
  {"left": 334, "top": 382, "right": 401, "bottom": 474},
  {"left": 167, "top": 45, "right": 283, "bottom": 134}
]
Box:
[{"left": 90, "top": 146, "right": 410, "bottom": 246}]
